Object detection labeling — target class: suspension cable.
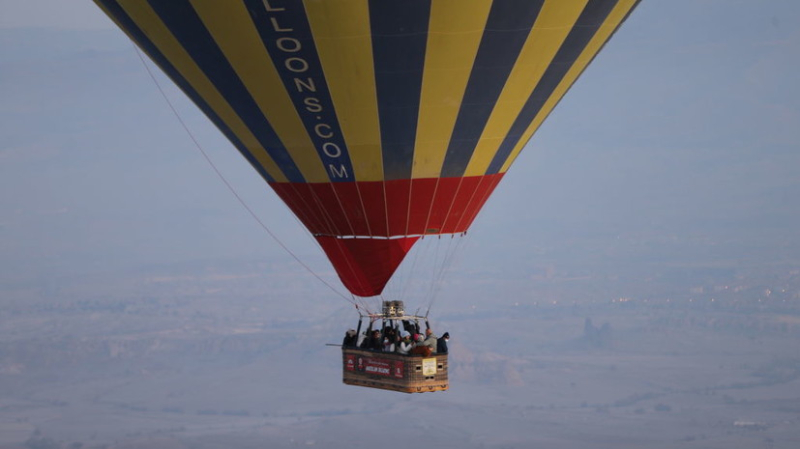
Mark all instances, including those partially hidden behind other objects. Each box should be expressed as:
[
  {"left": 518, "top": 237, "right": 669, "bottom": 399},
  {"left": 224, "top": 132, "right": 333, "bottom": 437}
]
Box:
[
  {"left": 426, "top": 232, "right": 469, "bottom": 316},
  {"left": 131, "top": 45, "right": 354, "bottom": 304}
]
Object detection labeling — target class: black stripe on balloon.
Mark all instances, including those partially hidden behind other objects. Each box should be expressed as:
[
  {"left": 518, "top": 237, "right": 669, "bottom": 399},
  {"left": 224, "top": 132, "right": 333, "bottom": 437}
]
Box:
[
  {"left": 487, "top": 0, "right": 620, "bottom": 174},
  {"left": 440, "top": 0, "right": 545, "bottom": 179},
  {"left": 95, "top": 0, "right": 276, "bottom": 183},
  {"left": 584, "top": 0, "right": 642, "bottom": 67},
  {"left": 147, "top": 0, "right": 306, "bottom": 183},
  {"left": 369, "top": 0, "right": 431, "bottom": 181},
  {"left": 243, "top": 0, "right": 355, "bottom": 183}
]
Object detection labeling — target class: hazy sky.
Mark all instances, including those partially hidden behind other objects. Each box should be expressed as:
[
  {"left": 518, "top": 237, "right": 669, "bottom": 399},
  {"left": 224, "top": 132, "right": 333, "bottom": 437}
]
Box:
[
  {"left": 2, "top": 0, "right": 799, "bottom": 301},
  {"left": 0, "top": 0, "right": 111, "bottom": 29}
]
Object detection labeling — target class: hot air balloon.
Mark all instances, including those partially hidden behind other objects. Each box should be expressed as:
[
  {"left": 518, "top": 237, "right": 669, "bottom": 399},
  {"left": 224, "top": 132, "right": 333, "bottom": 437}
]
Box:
[{"left": 94, "top": 0, "right": 640, "bottom": 392}]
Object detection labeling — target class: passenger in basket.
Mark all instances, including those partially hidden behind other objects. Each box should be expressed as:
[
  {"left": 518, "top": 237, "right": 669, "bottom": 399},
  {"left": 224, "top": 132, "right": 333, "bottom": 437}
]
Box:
[
  {"left": 409, "top": 333, "right": 432, "bottom": 357},
  {"left": 359, "top": 320, "right": 375, "bottom": 350},
  {"left": 437, "top": 332, "right": 450, "bottom": 354},
  {"left": 421, "top": 328, "right": 438, "bottom": 353},
  {"left": 370, "top": 330, "right": 383, "bottom": 351},
  {"left": 361, "top": 329, "right": 382, "bottom": 351},
  {"left": 396, "top": 332, "right": 413, "bottom": 355},
  {"left": 384, "top": 327, "right": 398, "bottom": 347},
  {"left": 383, "top": 336, "right": 395, "bottom": 353},
  {"left": 342, "top": 329, "right": 358, "bottom": 347}
]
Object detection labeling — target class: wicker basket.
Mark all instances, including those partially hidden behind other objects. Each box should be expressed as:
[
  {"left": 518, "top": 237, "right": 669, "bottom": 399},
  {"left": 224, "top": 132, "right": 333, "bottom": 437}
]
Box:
[{"left": 342, "top": 347, "right": 449, "bottom": 393}]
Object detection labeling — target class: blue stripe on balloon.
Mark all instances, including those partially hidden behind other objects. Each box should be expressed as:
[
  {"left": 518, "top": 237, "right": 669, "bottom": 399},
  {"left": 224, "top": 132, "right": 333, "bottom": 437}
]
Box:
[
  {"left": 243, "top": 0, "right": 355, "bottom": 183},
  {"left": 147, "top": 0, "right": 306, "bottom": 183},
  {"left": 369, "top": 0, "right": 431, "bottom": 181},
  {"left": 440, "top": 0, "right": 545, "bottom": 178},
  {"left": 487, "top": 0, "right": 620, "bottom": 174},
  {"left": 95, "top": 0, "right": 276, "bottom": 183}
]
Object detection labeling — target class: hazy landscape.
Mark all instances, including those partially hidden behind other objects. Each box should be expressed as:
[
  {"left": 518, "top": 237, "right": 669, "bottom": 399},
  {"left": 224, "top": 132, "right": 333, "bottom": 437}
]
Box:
[
  {"left": 2, "top": 1, "right": 800, "bottom": 448},
  {"left": 1, "top": 250, "right": 799, "bottom": 449}
]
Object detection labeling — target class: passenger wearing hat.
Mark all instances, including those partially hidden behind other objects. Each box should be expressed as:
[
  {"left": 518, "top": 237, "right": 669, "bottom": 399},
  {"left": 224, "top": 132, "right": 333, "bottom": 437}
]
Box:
[
  {"left": 342, "top": 329, "right": 358, "bottom": 347},
  {"left": 437, "top": 332, "right": 450, "bottom": 354},
  {"left": 397, "top": 332, "right": 413, "bottom": 355}
]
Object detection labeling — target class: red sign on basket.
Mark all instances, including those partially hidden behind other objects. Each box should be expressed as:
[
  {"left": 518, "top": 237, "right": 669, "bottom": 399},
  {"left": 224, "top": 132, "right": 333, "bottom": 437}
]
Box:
[
  {"left": 355, "top": 356, "right": 404, "bottom": 378},
  {"left": 345, "top": 354, "right": 356, "bottom": 371},
  {"left": 393, "top": 361, "right": 404, "bottom": 379}
]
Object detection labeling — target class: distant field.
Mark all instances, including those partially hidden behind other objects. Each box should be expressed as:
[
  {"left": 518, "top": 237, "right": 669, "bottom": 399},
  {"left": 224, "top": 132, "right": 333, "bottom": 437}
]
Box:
[{"left": 1, "top": 270, "right": 798, "bottom": 449}]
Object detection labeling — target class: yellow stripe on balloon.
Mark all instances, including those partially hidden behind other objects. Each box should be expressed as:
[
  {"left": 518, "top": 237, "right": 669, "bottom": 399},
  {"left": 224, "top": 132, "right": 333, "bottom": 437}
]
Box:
[
  {"left": 304, "top": 0, "right": 384, "bottom": 182},
  {"left": 412, "top": 0, "right": 492, "bottom": 180},
  {"left": 116, "top": 0, "right": 288, "bottom": 182},
  {"left": 190, "top": 0, "right": 329, "bottom": 183},
  {"left": 463, "top": 0, "right": 588, "bottom": 177},
  {"left": 499, "top": 0, "right": 639, "bottom": 173}
]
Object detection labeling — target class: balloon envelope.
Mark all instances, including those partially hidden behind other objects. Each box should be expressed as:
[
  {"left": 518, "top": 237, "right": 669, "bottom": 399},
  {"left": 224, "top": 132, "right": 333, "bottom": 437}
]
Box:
[{"left": 95, "top": 0, "right": 640, "bottom": 296}]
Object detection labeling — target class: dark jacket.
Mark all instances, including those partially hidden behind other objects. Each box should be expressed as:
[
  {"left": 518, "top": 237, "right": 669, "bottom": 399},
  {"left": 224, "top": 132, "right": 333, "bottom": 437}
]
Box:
[
  {"left": 361, "top": 331, "right": 383, "bottom": 351},
  {"left": 342, "top": 331, "right": 357, "bottom": 347},
  {"left": 436, "top": 337, "right": 449, "bottom": 354}
]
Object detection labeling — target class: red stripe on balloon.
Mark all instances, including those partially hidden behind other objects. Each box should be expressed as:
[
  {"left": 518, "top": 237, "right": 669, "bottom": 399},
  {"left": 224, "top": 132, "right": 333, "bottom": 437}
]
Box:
[{"left": 269, "top": 174, "right": 504, "bottom": 237}]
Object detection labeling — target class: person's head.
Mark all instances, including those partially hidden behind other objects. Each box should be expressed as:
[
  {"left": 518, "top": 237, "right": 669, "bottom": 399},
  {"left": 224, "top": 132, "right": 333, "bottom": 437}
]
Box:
[
  {"left": 426, "top": 328, "right": 433, "bottom": 336},
  {"left": 442, "top": 332, "right": 450, "bottom": 341},
  {"left": 415, "top": 333, "right": 424, "bottom": 342}
]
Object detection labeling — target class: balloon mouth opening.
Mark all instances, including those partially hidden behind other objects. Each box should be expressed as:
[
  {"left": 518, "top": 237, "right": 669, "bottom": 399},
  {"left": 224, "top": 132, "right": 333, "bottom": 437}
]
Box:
[{"left": 315, "top": 235, "right": 421, "bottom": 297}]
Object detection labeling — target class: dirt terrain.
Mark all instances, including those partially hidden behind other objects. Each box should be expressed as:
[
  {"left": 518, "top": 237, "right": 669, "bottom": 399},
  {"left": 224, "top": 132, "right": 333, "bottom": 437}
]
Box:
[{"left": 1, "top": 260, "right": 799, "bottom": 449}]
